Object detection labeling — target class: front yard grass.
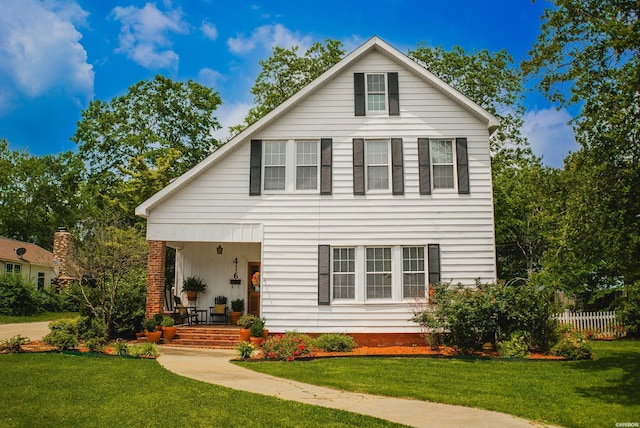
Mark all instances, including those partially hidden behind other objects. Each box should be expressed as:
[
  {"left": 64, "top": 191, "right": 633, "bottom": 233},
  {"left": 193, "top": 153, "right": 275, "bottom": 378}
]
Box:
[
  {"left": 237, "top": 339, "right": 640, "bottom": 428},
  {"left": 0, "top": 352, "right": 403, "bottom": 428},
  {"left": 0, "top": 312, "right": 78, "bottom": 324}
]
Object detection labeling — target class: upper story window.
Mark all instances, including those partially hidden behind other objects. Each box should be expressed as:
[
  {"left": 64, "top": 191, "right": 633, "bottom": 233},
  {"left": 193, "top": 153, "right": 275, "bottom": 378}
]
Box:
[
  {"left": 295, "top": 140, "right": 319, "bottom": 191},
  {"left": 264, "top": 141, "right": 287, "bottom": 191},
  {"left": 5, "top": 263, "right": 21, "bottom": 275},
  {"left": 366, "top": 74, "right": 386, "bottom": 113},
  {"left": 431, "top": 139, "right": 455, "bottom": 190},
  {"left": 366, "top": 140, "right": 390, "bottom": 191}
]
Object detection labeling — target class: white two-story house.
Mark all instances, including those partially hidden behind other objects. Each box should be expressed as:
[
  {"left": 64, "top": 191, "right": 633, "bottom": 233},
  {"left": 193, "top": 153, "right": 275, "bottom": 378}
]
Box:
[{"left": 136, "top": 36, "right": 499, "bottom": 345}]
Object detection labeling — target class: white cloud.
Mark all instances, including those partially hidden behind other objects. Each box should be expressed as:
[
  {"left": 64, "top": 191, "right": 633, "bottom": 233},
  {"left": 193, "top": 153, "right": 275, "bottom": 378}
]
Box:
[
  {"left": 522, "top": 108, "right": 579, "bottom": 167},
  {"left": 112, "top": 2, "right": 188, "bottom": 70},
  {"left": 227, "top": 24, "right": 312, "bottom": 55},
  {"left": 197, "top": 68, "right": 224, "bottom": 87},
  {"left": 201, "top": 20, "right": 217, "bottom": 41},
  {"left": 211, "top": 101, "right": 252, "bottom": 142},
  {"left": 0, "top": 0, "right": 94, "bottom": 109}
]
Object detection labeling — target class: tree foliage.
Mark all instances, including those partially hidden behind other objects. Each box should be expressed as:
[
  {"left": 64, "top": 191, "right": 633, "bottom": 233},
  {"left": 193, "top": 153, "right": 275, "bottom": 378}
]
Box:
[
  {"left": 524, "top": 0, "right": 640, "bottom": 288},
  {"left": 72, "top": 75, "right": 222, "bottom": 222},
  {"left": 230, "top": 39, "right": 344, "bottom": 135}
]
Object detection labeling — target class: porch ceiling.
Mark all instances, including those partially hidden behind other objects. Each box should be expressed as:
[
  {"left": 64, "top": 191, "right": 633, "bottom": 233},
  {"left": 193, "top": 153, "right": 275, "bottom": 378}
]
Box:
[{"left": 147, "top": 222, "right": 263, "bottom": 243}]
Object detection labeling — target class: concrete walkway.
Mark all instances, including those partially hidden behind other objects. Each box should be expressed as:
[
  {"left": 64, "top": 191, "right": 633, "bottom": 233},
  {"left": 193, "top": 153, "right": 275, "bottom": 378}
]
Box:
[
  {"left": 157, "top": 346, "right": 552, "bottom": 428},
  {"left": 0, "top": 323, "right": 553, "bottom": 427}
]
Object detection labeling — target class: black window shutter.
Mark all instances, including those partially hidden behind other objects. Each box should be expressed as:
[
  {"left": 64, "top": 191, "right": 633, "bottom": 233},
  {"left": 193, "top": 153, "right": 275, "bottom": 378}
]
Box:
[
  {"left": 353, "top": 138, "right": 365, "bottom": 195},
  {"left": 354, "top": 73, "right": 365, "bottom": 116},
  {"left": 320, "top": 138, "right": 332, "bottom": 195},
  {"left": 456, "top": 137, "right": 470, "bottom": 194},
  {"left": 391, "top": 138, "right": 404, "bottom": 195},
  {"left": 318, "top": 245, "right": 331, "bottom": 305},
  {"left": 428, "top": 244, "right": 441, "bottom": 285},
  {"left": 418, "top": 138, "right": 431, "bottom": 195},
  {"left": 388, "top": 72, "right": 399, "bottom": 116},
  {"left": 249, "top": 139, "right": 262, "bottom": 196}
]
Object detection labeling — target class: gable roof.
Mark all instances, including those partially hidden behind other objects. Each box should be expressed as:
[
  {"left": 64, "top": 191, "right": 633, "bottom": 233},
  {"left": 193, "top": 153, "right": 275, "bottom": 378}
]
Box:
[
  {"left": 136, "top": 36, "right": 500, "bottom": 218},
  {"left": 0, "top": 237, "right": 55, "bottom": 267}
]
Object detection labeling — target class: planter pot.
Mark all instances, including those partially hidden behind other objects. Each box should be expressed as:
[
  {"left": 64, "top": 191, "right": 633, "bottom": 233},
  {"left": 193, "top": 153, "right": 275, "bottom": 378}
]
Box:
[
  {"left": 249, "top": 336, "right": 263, "bottom": 347},
  {"left": 239, "top": 328, "right": 251, "bottom": 342},
  {"left": 145, "top": 331, "right": 162, "bottom": 344},
  {"left": 262, "top": 329, "right": 269, "bottom": 340},
  {"left": 230, "top": 311, "right": 242, "bottom": 326},
  {"left": 186, "top": 291, "right": 198, "bottom": 302},
  {"left": 135, "top": 332, "right": 144, "bottom": 339},
  {"left": 163, "top": 326, "right": 177, "bottom": 341}
]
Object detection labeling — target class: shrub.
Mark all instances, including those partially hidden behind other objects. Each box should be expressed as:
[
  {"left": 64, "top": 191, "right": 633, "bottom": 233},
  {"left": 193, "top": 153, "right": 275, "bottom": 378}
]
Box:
[
  {"left": 43, "top": 319, "right": 79, "bottom": 350},
  {"left": 109, "top": 271, "right": 146, "bottom": 338},
  {"left": 0, "top": 274, "right": 41, "bottom": 316},
  {"left": 129, "top": 342, "right": 158, "bottom": 358},
  {"left": 550, "top": 330, "right": 592, "bottom": 360},
  {"left": 262, "top": 332, "right": 316, "bottom": 361},
  {"left": 0, "top": 335, "right": 30, "bottom": 353},
  {"left": 161, "top": 316, "right": 174, "bottom": 327},
  {"left": 143, "top": 318, "right": 156, "bottom": 332},
  {"left": 237, "top": 314, "right": 257, "bottom": 329},
  {"left": 153, "top": 313, "right": 164, "bottom": 325},
  {"left": 111, "top": 339, "right": 129, "bottom": 356},
  {"left": 315, "top": 333, "right": 356, "bottom": 352},
  {"left": 617, "top": 281, "right": 640, "bottom": 337},
  {"left": 236, "top": 341, "right": 254, "bottom": 359},
  {"left": 249, "top": 317, "right": 265, "bottom": 337},
  {"left": 498, "top": 331, "right": 530, "bottom": 358}
]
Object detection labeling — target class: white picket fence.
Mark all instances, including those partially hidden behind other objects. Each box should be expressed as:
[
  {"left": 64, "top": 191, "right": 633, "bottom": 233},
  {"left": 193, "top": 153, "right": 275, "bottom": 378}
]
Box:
[{"left": 554, "top": 310, "right": 623, "bottom": 338}]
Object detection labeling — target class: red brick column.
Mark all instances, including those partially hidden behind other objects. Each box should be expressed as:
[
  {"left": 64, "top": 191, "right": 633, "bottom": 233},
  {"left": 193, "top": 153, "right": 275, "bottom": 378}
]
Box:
[{"left": 146, "top": 240, "right": 166, "bottom": 318}]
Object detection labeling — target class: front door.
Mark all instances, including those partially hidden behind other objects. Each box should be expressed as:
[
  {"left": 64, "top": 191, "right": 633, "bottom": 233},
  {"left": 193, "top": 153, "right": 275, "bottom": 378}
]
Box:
[{"left": 247, "top": 262, "right": 260, "bottom": 317}]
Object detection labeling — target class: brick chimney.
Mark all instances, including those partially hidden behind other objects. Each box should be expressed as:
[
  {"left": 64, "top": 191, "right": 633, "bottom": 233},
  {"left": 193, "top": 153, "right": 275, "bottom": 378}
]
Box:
[{"left": 53, "top": 227, "right": 76, "bottom": 286}]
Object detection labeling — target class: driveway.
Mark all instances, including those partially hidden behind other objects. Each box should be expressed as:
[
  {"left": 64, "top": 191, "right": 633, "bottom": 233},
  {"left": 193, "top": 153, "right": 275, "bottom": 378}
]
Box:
[{"left": 0, "top": 321, "right": 49, "bottom": 341}]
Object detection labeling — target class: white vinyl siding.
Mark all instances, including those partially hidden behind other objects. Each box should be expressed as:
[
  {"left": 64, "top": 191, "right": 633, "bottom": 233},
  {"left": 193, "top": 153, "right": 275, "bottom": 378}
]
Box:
[
  {"left": 403, "top": 247, "right": 425, "bottom": 299},
  {"left": 333, "top": 247, "right": 355, "bottom": 299},
  {"left": 367, "top": 73, "right": 386, "bottom": 112},
  {"left": 264, "top": 141, "right": 286, "bottom": 191},
  {"left": 431, "top": 139, "right": 455, "bottom": 190},
  {"left": 366, "top": 140, "right": 390, "bottom": 191},
  {"left": 295, "top": 140, "right": 319, "bottom": 190}
]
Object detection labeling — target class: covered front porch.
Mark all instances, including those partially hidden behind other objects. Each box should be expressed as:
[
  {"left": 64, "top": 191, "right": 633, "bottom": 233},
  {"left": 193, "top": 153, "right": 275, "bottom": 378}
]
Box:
[{"left": 145, "top": 222, "right": 264, "bottom": 321}]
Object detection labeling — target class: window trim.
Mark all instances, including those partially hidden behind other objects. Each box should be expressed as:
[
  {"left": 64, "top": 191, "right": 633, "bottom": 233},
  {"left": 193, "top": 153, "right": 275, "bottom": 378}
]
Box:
[
  {"left": 365, "top": 73, "right": 388, "bottom": 114},
  {"left": 295, "top": 140, "right": 320, "bottom": 192},
  {"left": 5, "top": 263, "right": 21, "bottom": 275},
  {"left": 262, "top": 139, "right": 321, "bottom": 194},
  {"left": 402, "top": 246, "right": 426, "bottom": 300},
  {"left": 430, "top": 138, "right": 457, "bottom": 192},
  {"left": 263, "top": 140, "right": 287, "bottom": 192},
  {"left": 332, "top": 247, "right": 356, "bottom": 300}
]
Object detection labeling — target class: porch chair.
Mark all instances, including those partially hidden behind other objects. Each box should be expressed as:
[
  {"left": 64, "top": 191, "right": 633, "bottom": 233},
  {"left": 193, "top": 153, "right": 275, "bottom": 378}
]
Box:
[
  {"left": 209, "top": 296, "right": 229, "bottom": 325},
  {"left": 173, "top": 296, "right": 197, "bottom": 326}
]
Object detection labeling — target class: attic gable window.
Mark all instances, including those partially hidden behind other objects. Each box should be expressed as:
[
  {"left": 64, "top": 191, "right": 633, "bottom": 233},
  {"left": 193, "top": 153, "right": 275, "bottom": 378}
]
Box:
[{"left": 367, "top": 74, "right": 386, "bottom": 112}]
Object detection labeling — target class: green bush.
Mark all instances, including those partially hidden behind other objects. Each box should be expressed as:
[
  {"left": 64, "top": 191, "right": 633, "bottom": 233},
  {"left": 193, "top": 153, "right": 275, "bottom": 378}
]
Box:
[
  {"left": 249, "top": 317, "right": 265, "bottom": 337},
  {"left": 111, "top": 339, "right": 129, "bottom": 356},
  {"left": 617, "top": 281, "right": 640, "bottom": 337},
  {"left": 128, "top": 342, "right": 158, "bottom": 358},
  {"left": 550, "top": 330, "right": 592, "bottom": 360},
  {"left": 143, "top": 318, "right": 156, "bottom": 332},
  {"left": 43, "top": 319, "right": 79, "bottom": 350},
  {"left": 108, "top": 270, "right": 146, "bottom": 338},
  {"left": 498, "top": 331, "right": 530, "bottom": 358},
  {"left": 236, "top": 341, "right": 254, "bottom": 359},
  {"left": 262, "top": 332, "right": 316, "bottom": 361},
  {"left": 161, "top": 316, "right": 174, "bottom": 327},
  {"left": 0, "top": 274, "right": 41, "bottom": 316},
  {"left": 315, "top": 333, "right": 357, "bottom": 352},
  {"left": 237, "top": 314, "right": 257, "bottom": 329},
  {"left": 0, "top": 335, "right": 30, "bottom": 353}
]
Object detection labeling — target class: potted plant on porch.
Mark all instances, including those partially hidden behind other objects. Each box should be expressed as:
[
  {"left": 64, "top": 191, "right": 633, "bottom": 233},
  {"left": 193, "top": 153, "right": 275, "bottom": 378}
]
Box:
[
  {"left": 249, "top": 317, "right": 265, "bottom": 346},
  {"left": 230, "top": 299, "right": 244, "bottom": 326},
  {"left": 237, "top": 314, "right": 256, "bottom": 342},
  {"left": 161, "top": 316, "right": 177, "bottom": 341},
  {"left": 182, "top": 276, "right": 207, "bottom": 303},
  {"left": 144, "top": 318, "right": 161, "bottom": 344}
]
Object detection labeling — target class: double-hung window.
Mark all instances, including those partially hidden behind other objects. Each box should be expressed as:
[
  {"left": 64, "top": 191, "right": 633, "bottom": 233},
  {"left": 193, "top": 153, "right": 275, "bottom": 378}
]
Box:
[
  {"left": 366, "top": 247, "right": 392, "bottom": 298},
  {"left": 295, "top": 140, "right": 319, "bottom": 191},
  {"left": 366, "top": 140, "right": 390, "bottom": 191},
  {"left": 5, "top": 263, "right": 21, "bottom": 275},
  {"left": 403, "top": 247, "right": 426, "bottom": 299},
  {"left": 333, "top": 248, "right": 355, "bottom": 299},
  {"left": 366, "top": 74, "right": 386, "bottom": 113},
  {"left": 431, "top": 139, "right": 455, "bottom": 190},
  {"left": 263, "top": 141, "right": 287, "bottom": 191}
]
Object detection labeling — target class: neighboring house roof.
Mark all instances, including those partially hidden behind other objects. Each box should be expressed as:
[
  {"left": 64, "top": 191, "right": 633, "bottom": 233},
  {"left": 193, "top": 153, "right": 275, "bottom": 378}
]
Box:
[
  {"left": 136, "top": 35, "right": 500, "bottom": 218},
  {"left": 0, "top": 237, "right": 55, "bottom": 267}
]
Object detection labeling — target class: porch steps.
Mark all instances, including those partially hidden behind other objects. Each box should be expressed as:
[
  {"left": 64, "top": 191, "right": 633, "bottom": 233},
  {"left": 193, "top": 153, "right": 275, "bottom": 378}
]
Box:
[{"left": 162, "top": 326, "right": 241, "bottom": 349}]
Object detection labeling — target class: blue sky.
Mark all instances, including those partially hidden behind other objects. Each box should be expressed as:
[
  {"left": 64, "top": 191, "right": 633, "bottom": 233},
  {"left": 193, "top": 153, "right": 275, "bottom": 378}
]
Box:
[{"left": 0, "top": 0, "right": 578, "bottom": 167}]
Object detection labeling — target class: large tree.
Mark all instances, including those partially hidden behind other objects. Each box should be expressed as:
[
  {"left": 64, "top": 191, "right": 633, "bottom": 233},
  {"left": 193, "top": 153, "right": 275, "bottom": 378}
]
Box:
[
  {"left": 523, "top": 0, "right": 640, "bottom": 288},
  {"left": 0, "top": 140, "right": 86, "bottom": 249},
  {"left": 230, "top": 39, "right": 344, "bottom": 135},
  {"left": 72, "top": 75, "right": 222, "bottom": 222}
]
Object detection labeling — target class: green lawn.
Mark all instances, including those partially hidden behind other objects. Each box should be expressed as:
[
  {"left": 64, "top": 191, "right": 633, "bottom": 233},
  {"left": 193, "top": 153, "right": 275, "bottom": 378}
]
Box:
[
  {"left": 237, "top": 340, "right": 640, "bottom": 428},
  {"left": 0, "top": 352, "right": 404, "bottom": 428},
  {"left": 0, "top": 312, "right": 78, "bottom": 324}
]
